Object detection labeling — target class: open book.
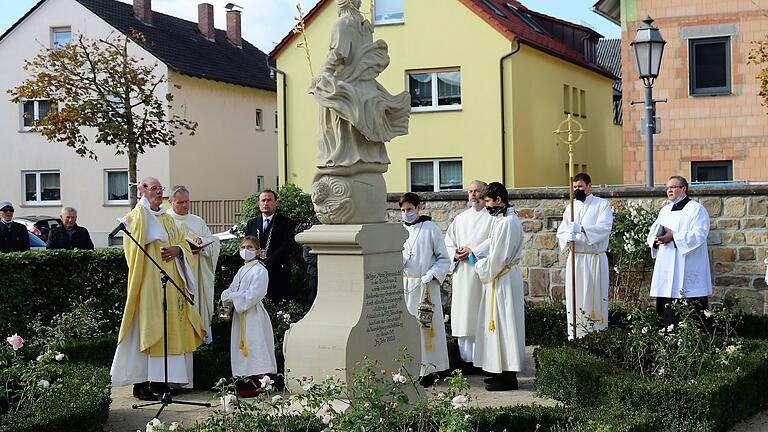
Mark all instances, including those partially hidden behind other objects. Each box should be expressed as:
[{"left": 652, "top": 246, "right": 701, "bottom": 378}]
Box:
[{"left": 187, "top": 237, "right": 214, "bottom": 251}]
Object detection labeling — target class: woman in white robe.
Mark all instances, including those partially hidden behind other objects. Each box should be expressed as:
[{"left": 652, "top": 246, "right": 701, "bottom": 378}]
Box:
[
  {"left": 399, "top": 193, "right": 451, "bottom": 386},
  {"left": 221, "top": 236, "right": 277, "bottom": 391}
]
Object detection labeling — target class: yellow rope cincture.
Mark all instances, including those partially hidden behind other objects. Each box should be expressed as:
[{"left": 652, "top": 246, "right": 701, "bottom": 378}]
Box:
[
  {"left": 574, "top": 250, "right": 606, "bottom": 324},
  {"left": 239, "top": 310, "right": 248, "bottom": 357},
  {"left": 489, "top": 264, "right": 512, "bottom": 332}
]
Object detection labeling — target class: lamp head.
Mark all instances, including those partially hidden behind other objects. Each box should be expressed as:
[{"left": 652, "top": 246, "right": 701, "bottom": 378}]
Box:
[{"left": 631, "top": 16, "right": 666, "bottom": 85}]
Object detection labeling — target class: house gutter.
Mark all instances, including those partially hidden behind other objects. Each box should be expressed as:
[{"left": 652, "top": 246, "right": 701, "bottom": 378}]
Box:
[
  {"left": 269, "top": 65, "right": 288, "bottom": 186},
  {"left": 499, "top": 39, "right": 521, "bottom": 186}
]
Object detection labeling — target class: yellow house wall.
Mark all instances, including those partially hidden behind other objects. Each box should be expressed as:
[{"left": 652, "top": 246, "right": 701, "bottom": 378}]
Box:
[
  {"left": 168, "top": 72, "right": 278, "bottom": 200},
  {"left": 510, "top": 45, "right": 623, "bottom": 186},
  {"left": 276, "top": 0, "right": 621, "bottom": 192}
]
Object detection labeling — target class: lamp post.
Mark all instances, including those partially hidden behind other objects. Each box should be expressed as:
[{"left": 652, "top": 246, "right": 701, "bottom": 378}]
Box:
[{"left": 631, "top": 16, "right": 666, "bottom": 187}]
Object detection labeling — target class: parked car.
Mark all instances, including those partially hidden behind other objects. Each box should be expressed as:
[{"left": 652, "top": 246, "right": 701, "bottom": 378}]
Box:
[
  {"left": 28, "top": 232, "right": 46, "bottom": 250},
  {"left": 15, "top": 216, "right": 61, "bottom": 241}
]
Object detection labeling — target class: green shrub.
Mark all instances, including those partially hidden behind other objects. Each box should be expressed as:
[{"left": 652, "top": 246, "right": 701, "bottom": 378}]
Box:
[
  {"left": 60, "top": 334, "right": 117, "bottom": 368},
  {"left": 0, "top": 364, "right": 111, "bottom": 432}
]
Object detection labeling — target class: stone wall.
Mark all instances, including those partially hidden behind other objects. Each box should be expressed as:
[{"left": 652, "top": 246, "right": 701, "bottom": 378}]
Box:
[{"left": 387, "top": 185, "right": 768, "bottom": 313}]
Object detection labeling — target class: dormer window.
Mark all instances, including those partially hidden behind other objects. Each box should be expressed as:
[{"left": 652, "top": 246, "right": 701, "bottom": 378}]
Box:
[{"left": 51, "top": 27, "right": 71, "bottom": 50}]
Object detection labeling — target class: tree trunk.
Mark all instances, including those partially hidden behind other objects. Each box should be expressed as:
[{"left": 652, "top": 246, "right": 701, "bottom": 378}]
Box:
[{"left": 128, "top": 146, "right": 138, "bottom": 208}]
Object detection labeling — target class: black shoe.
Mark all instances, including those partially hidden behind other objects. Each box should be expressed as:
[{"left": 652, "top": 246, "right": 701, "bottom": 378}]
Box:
[
  {"left": 483, "top": 373, "right": 501, "bottom": 384},
  {"left": 485, "top": 372, "right": 518, "bottom": 391},
  {"left": 419, "top": 374, "right": 438, "bottom": 388},
  {"left": 132, "top": 382, "right": 157, "bottom": 401},
  {"left": 149, "top": 382, "right": 175, "bottom": 396},
  {"left": 461, "top": 364, "right": 484, "bottom": 376}
]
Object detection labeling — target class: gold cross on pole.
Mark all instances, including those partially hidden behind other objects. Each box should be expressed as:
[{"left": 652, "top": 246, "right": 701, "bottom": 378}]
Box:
[{"left": 553, "top": 114, "right": 587, "bottom": 341}]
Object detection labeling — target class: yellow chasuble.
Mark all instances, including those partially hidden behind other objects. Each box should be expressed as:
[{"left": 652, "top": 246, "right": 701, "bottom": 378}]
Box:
[{"left": 117, "top": 204, "right": 206, "bottom": 356}]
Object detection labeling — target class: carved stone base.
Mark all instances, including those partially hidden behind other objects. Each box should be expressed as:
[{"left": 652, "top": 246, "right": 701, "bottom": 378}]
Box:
[
  {"left": 283, "top": 223, "right": 421, "bottom": 395},
  {"left": 312, "top": 172, "right": 387, "bottom": 224}
]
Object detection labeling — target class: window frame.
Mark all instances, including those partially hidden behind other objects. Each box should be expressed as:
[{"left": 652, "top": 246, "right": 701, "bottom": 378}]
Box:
[
  {"left": 691, "top": 160, "right": 733, "bottom": 182},
  {"left": 255, "top": 108, "right": 263, "bottom": 131},
  {"left": 51, "top": 26, "right": 71, "bottom": 50},
  {"left": 104, "top": 169, "right": 130, "bottom": 205},
  {"left": 373, "top": 0, "right": 404, "bottom": 25},
  {"left": 688, "top": 36, "right": 732, "bottom": 96},
  {"left": 407, "top": 158, "right": 463, "bottom": 192},
  {"left": 21, "top": 170, "right": 61, "bottom": 206},
  {"left": 19, "top": 99, "right": 57, "bottom": 131},
  {"left": 407, "top": 68, "right": 462, "bottom": 113}
]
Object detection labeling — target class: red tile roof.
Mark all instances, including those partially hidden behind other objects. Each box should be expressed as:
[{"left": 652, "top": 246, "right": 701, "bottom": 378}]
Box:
[{"left": 270, "top": 0, "right": 614, "bottom": 79}]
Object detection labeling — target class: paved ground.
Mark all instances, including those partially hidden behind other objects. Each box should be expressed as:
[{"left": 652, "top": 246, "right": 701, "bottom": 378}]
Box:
[{"left": 106, "top": 346, "right": 765, "bottom": 431}]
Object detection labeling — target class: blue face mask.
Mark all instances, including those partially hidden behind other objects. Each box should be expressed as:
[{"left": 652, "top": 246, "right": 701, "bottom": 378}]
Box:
[{"left": 671, "top": 195, "right": 686, "bottom": 205}]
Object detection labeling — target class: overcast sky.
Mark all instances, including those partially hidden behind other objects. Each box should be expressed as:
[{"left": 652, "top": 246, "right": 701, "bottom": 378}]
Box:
[{"left": 1, "top": 0, "right": 620, "bottom": 53}]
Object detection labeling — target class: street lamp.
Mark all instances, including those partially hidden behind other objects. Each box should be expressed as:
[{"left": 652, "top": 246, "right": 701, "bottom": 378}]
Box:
[{"left": 631, "top": 16, "right": 666, "bottom": 187}]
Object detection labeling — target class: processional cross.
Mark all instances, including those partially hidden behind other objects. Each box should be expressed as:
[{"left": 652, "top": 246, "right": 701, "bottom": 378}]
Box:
[{"left": 553, "top": 114, "right": 587, "bottom": 341}]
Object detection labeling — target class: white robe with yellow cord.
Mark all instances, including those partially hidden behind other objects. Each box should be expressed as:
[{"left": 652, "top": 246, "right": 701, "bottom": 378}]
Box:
[
  {"left": 402, "top": 219, "right": 451, "bottom": 377},
  {"left": 221, "top": 260, "right": 276, "bottom": 377},
  {"left": 472, "top": 207, "right": 525, "bottom": 373},
  {"left": 168, "top": 210, "right": 221, "bottom": 344},
  {"left": 110, "top": 197, "right": 206, "bottom": 387},
  {"left": 556, "top": 194, "right": 613, "bottom": 340}
]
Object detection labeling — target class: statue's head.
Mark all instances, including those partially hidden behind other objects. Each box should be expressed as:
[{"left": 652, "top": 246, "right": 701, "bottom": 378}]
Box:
[{"left": 336, "top": 0, "right": 361, "bottom": 14}]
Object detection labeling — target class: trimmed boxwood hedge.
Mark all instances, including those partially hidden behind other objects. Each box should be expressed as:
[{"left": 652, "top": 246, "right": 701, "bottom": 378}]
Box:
[
  {"left": 534, "top": 331, "right": 768, "bottom": 432},
  {"left": 0, "top": 364, "right": 111, "bottom": 432}
]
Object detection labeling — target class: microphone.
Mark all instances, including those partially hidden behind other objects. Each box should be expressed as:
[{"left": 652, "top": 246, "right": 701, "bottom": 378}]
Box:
[{"left": 109, "top": 222, "right": 126, "bottom": 238}]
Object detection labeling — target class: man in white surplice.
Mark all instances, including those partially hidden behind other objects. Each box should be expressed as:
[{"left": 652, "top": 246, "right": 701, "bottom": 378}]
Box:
[
  {"left": 468, "top": 182, "right": 525, "bottom": 392},
  {"left": 399, "top": 192, "right": 451, "bottom": 388},
  {"left": 167, "top": 185, "right": 221, "bottom": 344},
  {"left": 647, "top": 175, "right": 711, "bottom": 325},
  {"left": 444, "top": 180, "right": 494, "bottom": 368},
  {"left": 556, "top": 173, "right": 613, "bottom": 340}
]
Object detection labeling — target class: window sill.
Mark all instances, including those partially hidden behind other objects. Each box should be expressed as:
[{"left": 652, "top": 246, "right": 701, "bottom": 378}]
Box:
[
  {"left": 374, "top": 19, "right": 405, "bottom": 26},
  {"left": 690, "top": 91, "right": 732, "bottom": 97},
  {"left": 411, "top": 105, "right": 462, "bottom": 113},
  {"left": 103, "top": 202, "right": 130, "bottom": 207},
  {"left": 21, "top": 201, "right": 61, "bottom": 207}
]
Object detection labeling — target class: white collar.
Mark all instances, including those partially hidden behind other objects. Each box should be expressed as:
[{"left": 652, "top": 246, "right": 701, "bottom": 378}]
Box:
[{"left": 138, "top": 195, "right": 165, "bottom": 216}]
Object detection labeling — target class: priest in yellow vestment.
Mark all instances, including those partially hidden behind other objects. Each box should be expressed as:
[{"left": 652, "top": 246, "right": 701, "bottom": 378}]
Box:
[{"left": 110, "top": 177, "right": 206, "bottom": 401}]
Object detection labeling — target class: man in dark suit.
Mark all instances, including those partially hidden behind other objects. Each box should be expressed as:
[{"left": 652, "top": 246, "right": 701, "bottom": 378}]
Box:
[
  {"left": 46, "top": 207, "right": 94, "bottom": 250},
  {"left": 244, "top": 190, "right": 296, "bottom": 301},
  {"left": 0, "top": 201, "right": 30, "bottom": 253}
]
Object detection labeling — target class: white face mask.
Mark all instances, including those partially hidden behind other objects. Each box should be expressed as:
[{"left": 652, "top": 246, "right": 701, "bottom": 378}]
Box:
[
  {"left": 240, "top": 248, "right": 257, "bottom": 261},
  {"left": 402, "top": 210, "right": 418, "bottom": 224}
]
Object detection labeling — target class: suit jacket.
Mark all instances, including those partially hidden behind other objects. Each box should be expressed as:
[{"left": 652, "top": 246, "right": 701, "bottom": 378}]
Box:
[
  {"left": 0, "top": 221, "right": 30, "bottom": 253},
  {"left": 245, "top": 212, "right": 296, "bottom": 301},
  {"left": 46, "top": 225, "right": 95, "bottom": 250}
]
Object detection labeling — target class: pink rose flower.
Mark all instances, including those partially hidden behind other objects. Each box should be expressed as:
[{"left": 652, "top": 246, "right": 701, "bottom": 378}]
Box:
[{"left": 6, "top": 334, "right": 24, "bottom": 351}]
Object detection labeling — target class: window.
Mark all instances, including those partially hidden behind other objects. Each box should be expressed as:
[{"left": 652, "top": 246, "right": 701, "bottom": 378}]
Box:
[
  {"left": 257, "top": 176, "right": 264, "bottom": 192},
  {"left": 51, "top": 27, "right": 71, "bottom": 50},
  {"left": 22, "top": 171, "right": 60, "bottom": 204},
  {"left": 691, "top": 160, "right": 733, "bottom": 182},
  {"left": 255, "top": 109, "right": 263, "bottom": 130},
  {"left": 105, "top": 169, "right": 129, "bottom": 204},
  {"left": 20, "top": 100, "right": 57, "bottom": 130},
  {"left": 563, "top": 84, "right": 571, "bottom": 114},
  {"left": 408, "top": 69, "right": 461, "bottom": 111},
  {"left": 689, "top": 37, "right": 731, "bottom": 96},
  {"left": 408, "top": 159, "right": 462, "bottom": 192},
  {"left": 374, "top": 0, "right": 404, "bottom": 24},
  {"left": 571, "top": 87, "right": 579, "bottom": 116},
  {"left": 579, "top": 89, "right": 586, "bottom": 118}
]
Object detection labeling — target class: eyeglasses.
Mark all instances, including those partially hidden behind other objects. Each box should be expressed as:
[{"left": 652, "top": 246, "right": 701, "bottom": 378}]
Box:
[
  {"left": 144, "top": 185, "right": 165, "bottom": 193},
  {"left": 665, "top": 185, "right": 684, "bottom": 190},
  {"left": 0, "top": 208, "right": 14, "bottom": 212}
]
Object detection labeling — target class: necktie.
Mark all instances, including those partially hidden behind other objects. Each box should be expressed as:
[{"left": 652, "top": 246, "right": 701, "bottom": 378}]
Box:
[{"left": 263, "top": 217, "right": 270, "bottom": 232}]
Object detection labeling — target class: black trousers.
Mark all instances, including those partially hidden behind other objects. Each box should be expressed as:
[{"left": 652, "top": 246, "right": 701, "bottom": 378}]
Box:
[{"left": 655, "top": 296, "right": 709, "bottom": 326}]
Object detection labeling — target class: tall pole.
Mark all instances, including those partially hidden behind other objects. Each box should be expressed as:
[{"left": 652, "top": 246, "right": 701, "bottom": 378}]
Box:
[
  {"left": 553, "top": 114, "right": 586, "bottom": 341},
  {"left": 644, "top": 84, "right": 654, "bottom": 187}
]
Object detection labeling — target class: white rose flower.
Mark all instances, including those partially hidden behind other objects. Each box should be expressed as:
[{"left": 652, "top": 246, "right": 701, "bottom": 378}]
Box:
[
  {"left": 54, "top": 353, "right": 65, "bottom": 361},
  {"left": 38, "top": 379, "right": 50, "bottom": 389},
  {"left": 146, "top": 418, "right": 162, "bottom": 432},
  {"left": 451, "top": 394, "right": 468, "bottom": 409},
  {"left": 221, "top": 393, "right": 237, "bottom": 412}
]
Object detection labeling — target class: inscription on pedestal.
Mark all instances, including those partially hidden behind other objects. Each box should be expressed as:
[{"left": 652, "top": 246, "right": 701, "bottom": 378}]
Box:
[{"left": 364, "top": 269, "right": 404, "bottom": 347}]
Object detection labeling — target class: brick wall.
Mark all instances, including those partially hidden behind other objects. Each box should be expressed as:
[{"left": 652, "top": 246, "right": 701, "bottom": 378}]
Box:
[{"left": 387, "top": 185, "right": 768, "bottom": 313}]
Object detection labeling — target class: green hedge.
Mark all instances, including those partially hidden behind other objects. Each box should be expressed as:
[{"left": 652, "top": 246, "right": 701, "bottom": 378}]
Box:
[
  {"left": 534, "top": 332, "right": 768, "bottom": 432},
  {"left": 0, "top": 364, "right": 111, "bottom": 432}
]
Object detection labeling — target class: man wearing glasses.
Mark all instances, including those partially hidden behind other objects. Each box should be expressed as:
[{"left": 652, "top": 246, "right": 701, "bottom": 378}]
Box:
[
  {"left": 0, "top": 201, "right": 29, "bottom": 253},
  {"left": 646, "top": 176, "right": 712, "bottom": 325},
  {"left": 110, "top": 178, "right": 206, "bottom": 401}
]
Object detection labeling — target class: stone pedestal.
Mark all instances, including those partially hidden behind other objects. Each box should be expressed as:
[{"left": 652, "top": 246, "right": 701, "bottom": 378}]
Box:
[{"left": 283, "top": 223, "right": 421, "bottom": 392}]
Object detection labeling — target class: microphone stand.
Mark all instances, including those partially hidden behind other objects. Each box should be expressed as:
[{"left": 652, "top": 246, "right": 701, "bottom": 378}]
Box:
[{"left": 113, "top": 222, "right": 211, "bottom": 419}]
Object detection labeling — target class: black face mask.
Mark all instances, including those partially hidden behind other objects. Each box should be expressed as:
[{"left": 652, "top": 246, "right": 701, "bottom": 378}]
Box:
[
  {"left": 487, "top": 205, "right": 507, "bottom": 216},
  {"left": 574, "top": 189, "right": 587, "bottom": 202}
]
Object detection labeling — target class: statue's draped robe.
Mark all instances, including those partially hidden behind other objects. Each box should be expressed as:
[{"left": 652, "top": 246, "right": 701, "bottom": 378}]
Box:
[
  {"left": 444, "top": 207, "right": 494, "bottom": 362},
  {"left": 402, "top": 219, "right": 451, "bottom": 376},
  {"left": 556, "top": 195, "right": 613, "bottom": 339},
  {"left": 311, "top": 11, "right": 409, "bottom": 169},
  {"left": 168, "top": 210, "right": 221, "bottom": 344},
  {"left": 110, "top": 197, "right": 206, "bottom": 387}
]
